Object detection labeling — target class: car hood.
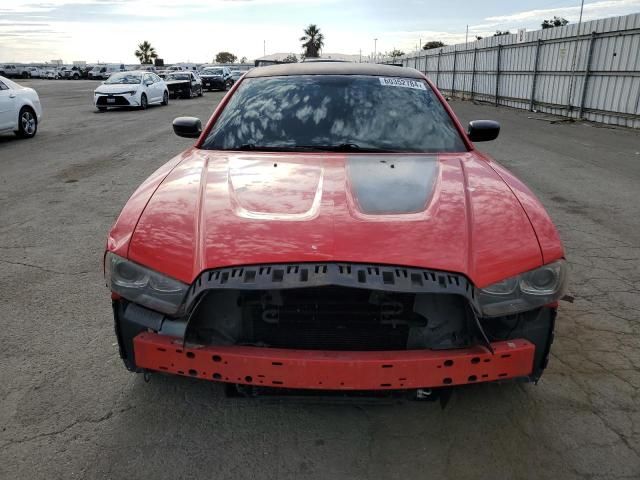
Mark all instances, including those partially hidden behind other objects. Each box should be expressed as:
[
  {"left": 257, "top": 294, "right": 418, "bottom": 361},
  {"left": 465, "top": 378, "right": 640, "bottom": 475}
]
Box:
[
  {"left": 117, "top": 150, "right": 562, "bottom": 287},
  {"left": 95, "top": 84, "right": 140, "bottom": 94}
]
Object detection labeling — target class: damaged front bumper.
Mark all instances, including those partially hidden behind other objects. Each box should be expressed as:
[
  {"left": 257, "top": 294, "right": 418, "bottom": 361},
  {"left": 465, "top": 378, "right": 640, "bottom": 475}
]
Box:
[
  {"left": 113, "top": 299, "right": 555, "bottom": 392},
  {"left": 133, "top": 332, "right": 536, "bottom": 390}
]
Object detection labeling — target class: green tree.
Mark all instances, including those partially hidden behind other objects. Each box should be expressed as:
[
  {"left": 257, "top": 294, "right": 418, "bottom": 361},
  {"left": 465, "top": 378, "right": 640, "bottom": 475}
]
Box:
[
  {"left": 134, "top": 41, "right": 158, "bottom": 64},
  {"left": 300, "top": 24, "right": 324, "bottom": 58},
  {"left": 422, "top": 41, "right": 446, "bottom": 50},
  {"left": 215, "top": 52, "right": 237, "bottom": 63},
  {"left": 542, "top": 16, "right": 569, "bottom": 29},
  {"left": 281, "top": 54, "right": 298, "bottom": 63},
  {"left": 493, "top": 30, "right": 511, "bottom": 36},
  {"left": 388, "top": 49, "right": 405, "bottom": 61},
  {"left": 239, "top": 56, "right": 248, "bottom": 63}
]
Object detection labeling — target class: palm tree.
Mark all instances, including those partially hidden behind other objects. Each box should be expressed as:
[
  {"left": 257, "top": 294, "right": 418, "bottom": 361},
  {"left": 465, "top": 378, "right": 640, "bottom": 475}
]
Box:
[
  {"left": 134, "top": 41, "right": 158, "bottom": 65},
  {"left": 300, "top": 24, "right": 324, "bottom": 58}
]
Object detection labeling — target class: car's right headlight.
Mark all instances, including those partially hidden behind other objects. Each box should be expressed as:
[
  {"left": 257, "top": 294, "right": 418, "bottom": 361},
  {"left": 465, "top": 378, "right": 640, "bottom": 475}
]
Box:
[
  {"left": 477, "top": 260, "right": 567, "bottom": 317},
  {"left": 105, "top": 252, "right": 189, "bottom": 315}
]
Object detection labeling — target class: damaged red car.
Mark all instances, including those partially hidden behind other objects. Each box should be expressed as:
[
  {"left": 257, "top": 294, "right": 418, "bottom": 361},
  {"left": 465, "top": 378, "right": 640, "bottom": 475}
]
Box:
[{"left": 105, "top": 62, "right": 567, "bottom": 398}]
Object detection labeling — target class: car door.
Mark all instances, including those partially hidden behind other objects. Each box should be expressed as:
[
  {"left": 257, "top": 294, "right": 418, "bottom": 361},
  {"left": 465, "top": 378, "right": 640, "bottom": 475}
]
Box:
[
  {"left": 0, "top": 80, "right": 17, "bottom": 131},
  {"left": 153, "top": 74, "right": 165, "bottom": 99},
  {"left": 151, "top": 74, "right": 162, "bottom": 102}
]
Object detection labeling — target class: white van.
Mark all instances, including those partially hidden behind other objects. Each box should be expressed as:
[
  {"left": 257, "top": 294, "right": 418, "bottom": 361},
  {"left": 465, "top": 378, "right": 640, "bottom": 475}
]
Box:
[{"left": 88, "top": 64, "right": 125, "bottom": 80}]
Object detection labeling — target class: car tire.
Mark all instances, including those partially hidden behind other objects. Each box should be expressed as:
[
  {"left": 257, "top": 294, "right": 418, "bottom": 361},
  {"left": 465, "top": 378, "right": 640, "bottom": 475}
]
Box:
[
  {"left": 16, "top": 107, "right": 37, "bottom": 138},
  {"left": 73, "top": 74, "right": 79, "bottom": 80},
  {"left": 162, "top": 91, "right": 169, "bottom": 106},
  {"left": 22, "top": 72, "right": 30, "bottom": 79},
  {"left": 140, "top": 93, "right": 148, "bottom": 110},
  {"left": 97, "top": 106, "right": 107, "bottom": 112}
]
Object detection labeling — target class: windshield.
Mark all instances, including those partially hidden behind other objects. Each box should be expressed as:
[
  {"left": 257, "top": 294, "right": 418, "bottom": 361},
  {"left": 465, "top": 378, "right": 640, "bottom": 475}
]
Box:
[
  {"left": 105, "top": 72, "right": 141, "bottom": 84},
  {"left": 201, "top": 75, "right": 466, "bottom": 153},
  {"left": 203, "top": 68, "right": 223, "bottom": 75},
  {"left": 167, "top": 73, "right": 190, "bottom": 80}
]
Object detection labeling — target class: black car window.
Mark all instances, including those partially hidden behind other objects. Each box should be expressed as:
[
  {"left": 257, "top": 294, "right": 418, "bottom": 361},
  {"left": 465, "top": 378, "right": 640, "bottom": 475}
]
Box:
[
  {"left": 0, "top": 80, "right": 8, "bottom": 90},
  {"left": 201, "top": 75, "right": 467, "bottom": 153}
]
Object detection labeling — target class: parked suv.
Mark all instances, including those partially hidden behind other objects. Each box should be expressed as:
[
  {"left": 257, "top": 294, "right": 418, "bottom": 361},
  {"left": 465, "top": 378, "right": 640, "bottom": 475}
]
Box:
[
  {"left": 88, "top": 64, "right": 126, "bottom": 80},
  {"left": 0, "top": 65, "right": 31, "bottom": 79},
  {"left": 61, "top": 66, "right": 84, "bottom": 80},
  {"left": 199, "top": 66, "right": 233, "bottom": 91}
]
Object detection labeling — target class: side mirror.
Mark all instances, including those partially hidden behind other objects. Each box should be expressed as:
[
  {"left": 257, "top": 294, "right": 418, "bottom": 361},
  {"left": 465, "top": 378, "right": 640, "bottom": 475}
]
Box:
[
  {"left": 145, "top": 80, "right": 153, "bottom": 86},
  {"left": 173, "top": 117, "right": 202, "bottom": 138},
  {"left": 468, "top": 120, "right": 500, "bottom": 142}
]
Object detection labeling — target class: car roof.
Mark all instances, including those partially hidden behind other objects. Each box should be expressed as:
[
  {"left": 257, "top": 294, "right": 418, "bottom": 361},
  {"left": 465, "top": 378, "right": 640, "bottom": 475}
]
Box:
[{"left": 245, "top": 62, "right": 422, "bottom": 79}]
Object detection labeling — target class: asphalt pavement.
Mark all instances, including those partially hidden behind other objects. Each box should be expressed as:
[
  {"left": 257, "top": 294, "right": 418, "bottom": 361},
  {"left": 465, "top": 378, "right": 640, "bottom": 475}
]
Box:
[{"left": 0, "top": 79, "right": 639, "bottom": 480}]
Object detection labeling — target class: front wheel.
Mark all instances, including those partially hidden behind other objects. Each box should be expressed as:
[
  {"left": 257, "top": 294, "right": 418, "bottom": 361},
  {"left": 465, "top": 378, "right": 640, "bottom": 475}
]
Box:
[
  {"left": 161, "top": 90, "right": 169, "bottom": 106},
  {"left": 16, "top": 107, "right": 37, "bottom": 138},
  {"left": 140, "top": 93, "right": 148, "bottom": 110},
  {"left": 97, "top": 106, "right": 107, "bottom": 112}
]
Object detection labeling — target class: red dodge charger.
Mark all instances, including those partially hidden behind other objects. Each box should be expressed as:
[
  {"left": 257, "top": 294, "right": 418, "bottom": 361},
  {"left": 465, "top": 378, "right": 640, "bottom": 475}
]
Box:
[{"left": 105, "top": 62, "right": 566, "bottom": 398}]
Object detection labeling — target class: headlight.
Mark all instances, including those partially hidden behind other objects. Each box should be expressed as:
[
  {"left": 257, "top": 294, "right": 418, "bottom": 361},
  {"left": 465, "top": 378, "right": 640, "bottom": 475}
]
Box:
[
  {"left": 105, "top": 252, "right": 189, "bottom": 315},
  {"left": 478, "top": 260, "right": 567, "bottom": 317}
]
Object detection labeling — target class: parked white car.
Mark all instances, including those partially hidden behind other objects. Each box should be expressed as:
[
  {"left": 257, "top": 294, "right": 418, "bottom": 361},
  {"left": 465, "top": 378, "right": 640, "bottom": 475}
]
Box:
[
  {"left": 43, "top": 68, "right": 60, "bottom": 80},
  {"left": 93, "top": 71, "right": 169, "bottom": 111},
  {"left": 0, "top": 76, "right": 43, "bottom": 138},
  {"left": 26, "top": 67, "right": 43, "bottom": 78},
  {"left": 88, "top": 64, "right": 126, "bottom": 80}
]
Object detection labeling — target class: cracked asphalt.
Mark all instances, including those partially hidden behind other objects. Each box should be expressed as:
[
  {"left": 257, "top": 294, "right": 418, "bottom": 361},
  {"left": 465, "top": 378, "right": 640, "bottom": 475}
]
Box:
[{"left": 1, "top": 80, "right": 639, "bottom": 480}]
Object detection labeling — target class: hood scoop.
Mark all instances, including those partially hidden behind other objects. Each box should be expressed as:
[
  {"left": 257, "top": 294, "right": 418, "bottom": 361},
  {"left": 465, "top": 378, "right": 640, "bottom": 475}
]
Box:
[
  {"left": 228, "top": 156, "right": 324, "bottom": 220},
  {"left": 346, "top": 155, "right": 438, "bottom": 215}
]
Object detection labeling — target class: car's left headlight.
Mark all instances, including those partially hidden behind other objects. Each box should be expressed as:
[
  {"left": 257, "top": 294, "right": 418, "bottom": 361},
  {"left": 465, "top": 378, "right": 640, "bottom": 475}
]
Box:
[
  {"left": 105, "top": 252, "right": 189, "bottom": 315},
  {"left": 477, "top": 260, "right": 567, "bottom": 317}
]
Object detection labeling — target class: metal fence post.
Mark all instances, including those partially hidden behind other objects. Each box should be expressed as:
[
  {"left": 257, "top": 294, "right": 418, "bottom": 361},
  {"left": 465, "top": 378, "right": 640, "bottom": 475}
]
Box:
[
  {"left": 578, "top": 32, "right": 597, "bottom": 119},
  {"left": 529, "top": 39, "right": 541, "bottom": 111},
  {"left": 451, "top": 47, "right": 457, "bottom": 96},
  {"left": 470, "top": 47, "right": 477, "bottom": 100},
  {"left": 436, "top": 50, "right": 442, "bottom": 88},
  {"left": 495, "top": 44, "right": 502, "bottom": 106}
]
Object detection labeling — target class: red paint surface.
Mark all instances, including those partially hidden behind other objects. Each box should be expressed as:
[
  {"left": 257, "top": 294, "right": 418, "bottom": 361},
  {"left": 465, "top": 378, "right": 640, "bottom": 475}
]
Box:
[
  {"left": 134, "top": 333, "right": 535, "bottom": 390},
  {"left": 107, "top": 72, "right": 564, "bottom": 289}
]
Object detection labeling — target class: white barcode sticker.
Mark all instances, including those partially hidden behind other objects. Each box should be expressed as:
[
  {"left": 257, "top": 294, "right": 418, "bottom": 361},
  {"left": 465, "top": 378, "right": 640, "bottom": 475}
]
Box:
[{"left": 379, "top": 77, "right": 427, "bottom": 90}]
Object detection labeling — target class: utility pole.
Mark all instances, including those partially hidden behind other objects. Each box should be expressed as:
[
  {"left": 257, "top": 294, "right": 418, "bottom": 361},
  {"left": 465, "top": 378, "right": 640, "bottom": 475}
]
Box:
[
  {"left": 359, "top": 49, "right": 362, "bottom": 63},
  {"left": 465, "top": 25, "right": 469, "bottom": 45},
  {"left": 566, "top": 0, "right": 585, "bottom": 115},
  {"left": 374, "top": 38, "right": 378, "bottom": 63},
  {"left": 263, "top": 40, "right": 266, "bottom": 57}
]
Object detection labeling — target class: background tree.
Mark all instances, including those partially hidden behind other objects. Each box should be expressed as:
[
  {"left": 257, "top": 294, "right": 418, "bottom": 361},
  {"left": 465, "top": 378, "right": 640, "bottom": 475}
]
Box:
[
  {"left": 300, "top": 24, "right": 324, "bottom": 58},
  {"left": 134, "top": 41, "right": 158, "bottom": 64},
  {"left": 493, "top": 30, "right": 511, "bottom": 36},
  {"left": 542, "top": 16, "right": 569, "bottom": 29},
  {"left": 475, "top": 35, "right": 483, "bottom": 41},
  {"left": 239, "top": 56, "right": 248, "bottom": 63},
  {"left": 422, "top": 41, "right": 446, "bottom": 50},
  {"left": 388, "top": 49, "right": 405, "bottom": 61},
  {"left": 281, "top": 53, "right": 298, "bottom": 63},
  {"left": 215, "top": 52, "right": 237, "bottom": 63}
]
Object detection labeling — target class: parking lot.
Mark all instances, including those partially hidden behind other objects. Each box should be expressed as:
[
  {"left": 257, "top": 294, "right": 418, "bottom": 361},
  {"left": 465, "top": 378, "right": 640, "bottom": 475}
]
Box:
[{"left": 1, "top": 79, "right": 639, "bottom": 479}]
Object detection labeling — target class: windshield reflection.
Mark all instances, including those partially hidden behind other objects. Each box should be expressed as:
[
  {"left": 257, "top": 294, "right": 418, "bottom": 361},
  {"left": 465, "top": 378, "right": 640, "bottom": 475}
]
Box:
[{"left": 202, "top": 75, "right": 466, "bottom": 153}]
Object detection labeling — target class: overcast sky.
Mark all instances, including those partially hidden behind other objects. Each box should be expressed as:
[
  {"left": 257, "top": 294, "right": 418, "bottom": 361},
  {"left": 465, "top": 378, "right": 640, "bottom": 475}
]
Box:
[{"left": 1, "top": 0, "right": 639, "bottom": 63}]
